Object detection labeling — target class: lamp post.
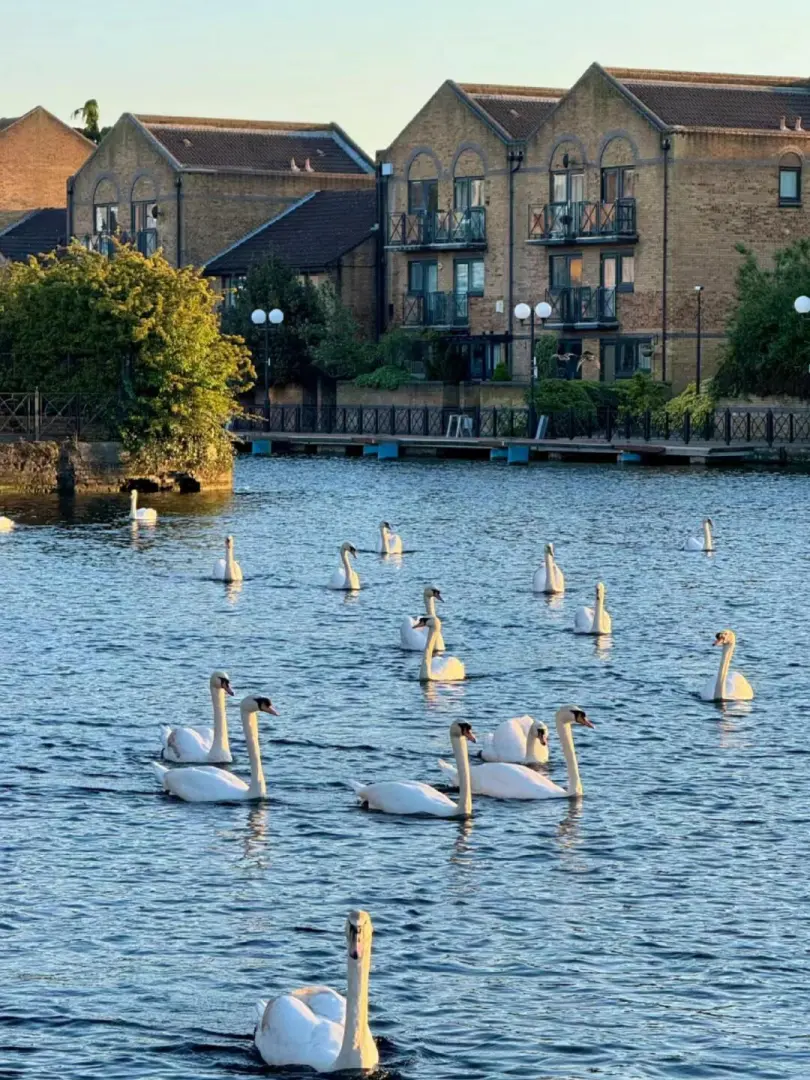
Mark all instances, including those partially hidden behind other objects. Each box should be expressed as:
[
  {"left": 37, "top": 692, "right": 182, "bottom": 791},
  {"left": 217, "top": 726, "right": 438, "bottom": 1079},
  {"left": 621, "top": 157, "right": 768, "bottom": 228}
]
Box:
[
  {"left": 794, "top": 295, "right": 810, "bottom": 315},
  {"left": 251, "top": 307, "right": 284, "bottom": 417},
  {"left": 694, "top": 285, "right": 704, "bottom": 393},
  {"left": 514, "top": 300, "right": 553, "bottom": 437}
]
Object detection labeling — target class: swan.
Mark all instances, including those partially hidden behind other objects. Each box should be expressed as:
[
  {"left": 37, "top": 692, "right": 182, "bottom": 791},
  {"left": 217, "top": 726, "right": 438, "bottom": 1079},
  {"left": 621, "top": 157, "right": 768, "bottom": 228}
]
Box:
[
  {"left": 417, "top": 615, "right": 464, "bottom": 682},
  {"left": 480, "top": 715, "right": 549, "bottom": 764},
  {"left": 0, "top": 515, "right": 15, "bottom": 532},
  {"left": 255, "top": 909, "right": 378, "bottom": 1073},
  {"left": 687, "top": 518, "right": 714, "bottom": 551},
  {"left": 574, "top": 582, "right": 612, "bottom": 635},
  {"left": 377, "top": 521, "right": 403, "bottom": 555},
  {"left": 349, "top": 721, "right": 475, "bottom": 817},
  {"left": 160, "top": 671, "right": 235, "bottom": 764},
  {"left": 129, "top": 489, "right": 157, "bottom": 523},
  {"left": 533, "top": 543, "right": 564, "bottom": 594},
  {"left": 438, "top": 707, "right": 593, "bottom": 800},
  {"left": 400, "top": 585, "right": 445, "bottom": 652},
  {"left": 328, "top": 542, "right": 360, "bottom": 591},
  {"left": 213, "top": 535, "right": 243, "bottom": 583},
  {"left": 700, "top": 629, "right": 754, "bottom": 701},
  {"left": 152, "top": 695, "right": 277, "bottom": 802}
]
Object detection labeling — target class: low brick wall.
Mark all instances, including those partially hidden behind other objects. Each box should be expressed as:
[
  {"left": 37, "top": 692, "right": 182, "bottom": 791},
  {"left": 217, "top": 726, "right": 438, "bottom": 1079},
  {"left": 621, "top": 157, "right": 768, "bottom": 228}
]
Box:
[
  {"left": 0, "top": 439, "right": 232, "bottom": 494},
  {"left": 337, "top": 381, "right": 459, "bottom": 408}
]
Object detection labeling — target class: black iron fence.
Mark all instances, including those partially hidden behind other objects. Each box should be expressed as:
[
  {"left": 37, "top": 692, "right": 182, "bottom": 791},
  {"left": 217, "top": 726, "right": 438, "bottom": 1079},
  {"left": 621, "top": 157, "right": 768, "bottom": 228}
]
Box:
[
  {"left": 387, "top": 208, "right": 486, "bottom": 247},
  {"left": 528, "top": 199, "right": 637, "bottom": 243},
  {"left": 234, "top": 404, "right": 810, "bottom": 446},
  {"left": 0, "top": 391, "right": 117, "bottom": 440},
  {"left": 545, "top": 286, "right": 618, "bottom": 326}
]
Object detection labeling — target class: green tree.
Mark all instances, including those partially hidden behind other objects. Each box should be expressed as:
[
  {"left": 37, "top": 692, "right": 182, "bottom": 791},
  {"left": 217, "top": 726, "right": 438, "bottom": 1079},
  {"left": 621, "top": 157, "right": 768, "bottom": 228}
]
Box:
[
  {"left": 534, "top": 333, "right": 559, "bottom": 379},
  {"left": 714, "top": 238, "right": 810, "bottom": 399},
  {"left": 72, "top": 99, "right": 110, "bottom": 143},
  {"left": 0, "top": 242, "right": 253, "bottom": 472},
  {"left": 312, "top": 281, "right": 375, "bottom": 379}
]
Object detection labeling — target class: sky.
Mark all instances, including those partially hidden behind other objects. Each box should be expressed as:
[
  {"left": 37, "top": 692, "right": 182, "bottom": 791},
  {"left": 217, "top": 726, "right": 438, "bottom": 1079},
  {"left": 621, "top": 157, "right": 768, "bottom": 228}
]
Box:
[{"left": 2, "top": 0, "right": 808, "bottom": 155}]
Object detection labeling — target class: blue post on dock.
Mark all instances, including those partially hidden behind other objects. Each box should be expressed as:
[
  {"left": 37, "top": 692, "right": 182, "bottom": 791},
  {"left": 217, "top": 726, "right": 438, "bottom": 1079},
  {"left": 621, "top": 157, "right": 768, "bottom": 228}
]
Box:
[
  {"left": 490, "top": 447, "right": 508, "bottom": 461},
  {"left": 507, "top": 445, "right": 530, "bottom": 466},
  {"left": 252, "top": 439, "right": 272, "bottom": 456},
  {"left": 362, "top": 445, "right": 379, "bottom": 457},
  {"left": 377, "top": 442, "right": 400, "bottom": 460}
]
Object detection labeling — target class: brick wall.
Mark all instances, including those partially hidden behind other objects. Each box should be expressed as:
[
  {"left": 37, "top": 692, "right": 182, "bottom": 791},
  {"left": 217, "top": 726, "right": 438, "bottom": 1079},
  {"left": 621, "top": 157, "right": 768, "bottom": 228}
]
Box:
[
  {"left": 336, "top": 236, "right": 376, "bottom": 338},
  {"left": 0, "top": 108, "right": 92, "bottom": 212}
]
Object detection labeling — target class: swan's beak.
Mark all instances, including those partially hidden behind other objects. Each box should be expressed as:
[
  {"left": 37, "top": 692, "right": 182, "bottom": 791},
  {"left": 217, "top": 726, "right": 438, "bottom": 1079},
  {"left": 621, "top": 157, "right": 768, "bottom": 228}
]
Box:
[
  {"left": 463, "top": 728, "right": 477, "bottom": 743},
  {"left": 575, "top": 714, "right": 595, "bottom": 729},
  {"left": 223, "top": 681, "right": 235, "bottom": 696},
  {"left": 712, "top": 635, "right": 723, "bottom": 646},
  {"left": 348, "top": 924, "right": 362, "bottom": 960},
  {"left": 538, "top": 729, "right": 548, "bottom": 746},
  {"left": 434, "top": 590, "right": 443, "bottom": 602},
  {"left": 266, "top": 704, "right": 279, "bottom": 716}
]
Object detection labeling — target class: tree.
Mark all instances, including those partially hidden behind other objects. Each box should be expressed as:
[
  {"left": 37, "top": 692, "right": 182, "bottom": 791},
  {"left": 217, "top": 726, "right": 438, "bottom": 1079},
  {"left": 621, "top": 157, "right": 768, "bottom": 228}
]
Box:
[
  {"left": 0, "top": 242, "right": 253, "bottom": 472},
  {"left": 72, "top": 99, "right": 107, "bottom": 143},
  {"left": 311, "top": 281, "right": 375, "bottom": 379},
  {"left": 714, "top": 238, "right": 810, "bottom": 399}
]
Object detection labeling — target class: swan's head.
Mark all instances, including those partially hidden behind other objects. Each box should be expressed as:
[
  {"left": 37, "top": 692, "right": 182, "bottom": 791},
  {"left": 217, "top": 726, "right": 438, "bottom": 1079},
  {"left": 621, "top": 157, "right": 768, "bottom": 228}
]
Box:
[
  {"left": 704, "top": 518, "right": 714, "bottom": 528},
  {"left": 210, "top": 670, "right": 234, "bottom": 696},
  {"left": 415, "top": 614, "right": 442, "bottom": 632},
  {"left": 424, "top": 585, "right": 443, "bottom": 602},
  {"left": 240, "top": 694, "right": 279, "bottom": 716},
  {"left": 531, "top": 720, "right": 549, "bottom": 746},
  {"left": 449, "top": 720, "right": 476, "bottom": 743},
  {"left": 713, "top": 629, "right": 736, "bottom": 648},
  {"left": 340, "top": 541, "right": 358, "bottom": 558},
  {"left": 129, "top": 489, "right": 137, "bottom": 503},
  {"left": 225, "top": 535, "right": 234, "bottom": 550},
  {"left": 596, "top": 581, "right": 606, "bottom": 600},
  {"left": 545, "top": 542, "right": 555, "bottom": 556},
  {"left": 556, "top": 706, "right": 595, "bottom": 729},
  {"left": 379, "top": 521, "right": 392, "bottom": 532},
  {"left": 346, "top": 909, "right": 373, "bottom": 961}
]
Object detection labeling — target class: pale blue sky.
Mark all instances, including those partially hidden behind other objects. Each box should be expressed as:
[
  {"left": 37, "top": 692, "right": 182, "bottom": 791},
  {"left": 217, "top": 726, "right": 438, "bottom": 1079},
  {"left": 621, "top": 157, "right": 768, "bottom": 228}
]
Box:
[{"left": 2, "top": 0, "right": 807, "bottom": 154}]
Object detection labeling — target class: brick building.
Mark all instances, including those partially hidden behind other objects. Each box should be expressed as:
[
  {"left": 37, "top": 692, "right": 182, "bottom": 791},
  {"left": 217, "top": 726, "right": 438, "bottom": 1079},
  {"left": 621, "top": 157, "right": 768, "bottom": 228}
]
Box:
[
  {"left": 0, "top": 107, "right": 93, "bottom": 230},
  {"left": 379, "top": 65, "right": 810, "bottom": 389},
  {"left": 68, "top": 113, "right": 375, "bottom": 268}
]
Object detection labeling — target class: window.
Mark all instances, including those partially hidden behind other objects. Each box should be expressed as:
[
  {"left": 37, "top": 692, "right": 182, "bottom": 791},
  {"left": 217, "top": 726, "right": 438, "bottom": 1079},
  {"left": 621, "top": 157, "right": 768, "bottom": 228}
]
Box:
[
  {"left": 601, "top": 166, "right": 635, "bottom": 202},
  {"left": 408, "top": 260, "right": 438, "bottom": 294},
  {"left": 454, "top": 177, "right": 484, "bottom": 210},
  {"left": 549, "top": 254, "right": 583, "bottom": 288},
  {"left": 408, "top": 179, "right": 438, "bottom": 215},
  {"left": 94, "top": 203, "right": 118, "bottom": 234},
  {"left": 601, "top": 338, "right": 653, "bottom": 381},
  {"left": 551, "top": 170, "right": 585, "bottom": 204},
  {"left": 220, "top": 274, "right": 246, "bottom": 309},
  {"left": 454, "top": 259, "right": 485, "bottom": 296},
  {"left": 779, "top": 166, "right": 801, "bottom": 206},
  {"left": 131, "top": 200, "right": 158, "bottom": 255},
  {"left": 602, "top": 252, "right": 635, "bottom": 292}
]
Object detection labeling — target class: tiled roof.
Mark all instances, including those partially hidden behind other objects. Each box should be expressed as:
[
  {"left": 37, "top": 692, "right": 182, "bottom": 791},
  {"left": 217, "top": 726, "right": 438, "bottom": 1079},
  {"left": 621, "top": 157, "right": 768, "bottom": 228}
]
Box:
[
  {"left": 134, "top": 115, "right": 373, "bottom": 174},
  {"left": 458, "top": 84, "right": 563, "bottom": 139},
  {"left": 204, "top": 189, "right": 376, "bottom": 275},
  {"left": 0, "top": 117, "right": 19, "bottom": 131},
  {"left": 0, "top": 208, "right": 66, "bottom": 261},
  {"left": 609, "top": 68, "right": 810, "bottom": 131}
]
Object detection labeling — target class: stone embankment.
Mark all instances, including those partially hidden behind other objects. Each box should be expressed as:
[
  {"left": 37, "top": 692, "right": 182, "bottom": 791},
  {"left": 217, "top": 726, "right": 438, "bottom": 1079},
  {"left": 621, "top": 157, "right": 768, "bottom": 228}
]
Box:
[{"left": 0, "top": 440, "right": 232, "bottom": 494}]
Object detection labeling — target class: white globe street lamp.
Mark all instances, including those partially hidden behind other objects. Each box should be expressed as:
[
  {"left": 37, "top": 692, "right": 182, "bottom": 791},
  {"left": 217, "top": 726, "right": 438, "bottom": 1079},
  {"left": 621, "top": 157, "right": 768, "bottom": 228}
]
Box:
[
  {"left": 794, "top": 295, "right": 810, "bottom": 315},
  {"left": 514, "top": 300, "right": 553, "bottom": 436},
  {"left": 250, "top": 307, "right": 285, "bottom": 416}
]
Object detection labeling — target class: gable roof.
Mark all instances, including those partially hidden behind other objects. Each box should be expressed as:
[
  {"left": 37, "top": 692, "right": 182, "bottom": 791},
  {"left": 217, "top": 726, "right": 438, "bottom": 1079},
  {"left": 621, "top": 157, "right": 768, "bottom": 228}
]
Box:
[
  {"left": 204, "top": 189, "right": 376, "bottom": 275},
  {"left": 0, "top": 106, "right": 95, "bottom": 147},
  {"left": 454, "top": 83, "right": 564, "bottom": 140},
  {"left": 607, "top": 67, "right": 810, "bottom": 133},
  {"left": 0, "top": 208, "right": 66, "bottom": 261},
  {"left": 0, "top": 118, "right": 18, "bottom": 131},
  {"left": 131, "top": 115, "right": 373, "bottom": 175}
]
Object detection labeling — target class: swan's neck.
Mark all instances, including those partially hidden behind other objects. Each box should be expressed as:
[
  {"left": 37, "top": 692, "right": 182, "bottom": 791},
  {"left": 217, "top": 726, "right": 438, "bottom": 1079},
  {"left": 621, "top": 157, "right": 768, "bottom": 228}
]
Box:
[
  {"left": 129, "top": 491, "right": 137, "bottom": 518},
  {"left": 452, "top": 734, "right": 473, "bottom": 817},
  {"left": 420, "top": 623, "right": 439, "bottom": 679},
  {"left": 526, "top": 726, "right": 542, "bottom": 763},
  {"left": 341, "top": 549, "right": 352, "bottom": 576},
  {"left": 593, "top": 591, "right": 605, "bottom": 632},
  {"left": 210, "top": 686, "right": 230, "bottom": 756},
  {"left": 544, "top": 550, "right": 554, "bottom": 580},
  {"left": 703, "top": 521, "right": 713, "bottom": 549},
  {"left": 333, "top": 948, "right": 374, "bottom": 1070},
  {"left": 225, "top": 546, "right": 236, "bottom": 579},
  {"left": 556, "top": 716, "right": 582, "bottom": 797},
  {"left": 715, "top": 643, "right": 733, "bottom": 699},
  {"left": 242, "top": 712, "right": 265, "bottom": 798},
  {"left": 425, "top": 594, "right": 437, "bottom": 618}
]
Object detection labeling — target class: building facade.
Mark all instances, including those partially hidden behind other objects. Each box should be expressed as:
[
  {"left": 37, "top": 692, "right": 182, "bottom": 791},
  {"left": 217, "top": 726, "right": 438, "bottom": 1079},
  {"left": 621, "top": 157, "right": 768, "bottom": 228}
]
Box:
[
  {"left": 69, "top": 114, "right": 375, "bottom": 268},
  {"left": 379, "top": 66, "right": 810, "bottom": 389},
  {"left": 0, "top": 107, "right": 93, "bottom": 230}
]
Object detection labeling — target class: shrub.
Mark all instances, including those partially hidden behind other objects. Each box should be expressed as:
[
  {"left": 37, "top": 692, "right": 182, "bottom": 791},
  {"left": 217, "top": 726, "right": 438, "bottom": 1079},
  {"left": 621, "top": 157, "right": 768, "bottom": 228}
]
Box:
[
  {"left": 616, "top": 373, "right": 671, "bottom": 420},
  {"left": 534, "top": 334, "right": 559, "bottom": 380},
  {"left": 491, "top": 361, "right": 511, "bottom": 382},
  {"left": 666, "top": 382, "right": 716, "bottom": 428},
  {"left": 527, "top": 379, "right": 597, "bottom": 423},
  {"left": 353, "top": 364, "right": 411, "bottom": 390}
]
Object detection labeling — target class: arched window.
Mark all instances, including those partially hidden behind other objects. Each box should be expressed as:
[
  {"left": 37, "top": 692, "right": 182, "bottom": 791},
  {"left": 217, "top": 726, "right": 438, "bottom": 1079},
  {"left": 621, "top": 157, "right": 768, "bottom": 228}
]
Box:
[
  {"left": 779, "top": 152, "right": 802, "bottom": 206},
  {"left": 407, "top": 153, "right": 439, "bottom": 216},
  {"left": 452, "top": 148, "right": 486, "bottom": 243},
  {"left": 600, "top": 137, "right": 636, "bottom": 203},
  {"left": 549, "top": 142, "right": 585, "bottom": 204},
  {"left": 130, "top": 176, "right": 159, "bottom": 255},
  {"left": 91, "top": 178, "right": 119, "bottom": 256}
]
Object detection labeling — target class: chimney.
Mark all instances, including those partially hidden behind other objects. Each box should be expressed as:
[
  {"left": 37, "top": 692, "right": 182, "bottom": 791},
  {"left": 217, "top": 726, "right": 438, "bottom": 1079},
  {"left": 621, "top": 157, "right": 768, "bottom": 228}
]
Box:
[
  {"left": 779, "top": 116, "right": 788, "bottom": 131},
  {"left": 795, "top": 116, "right": 803, "bottom": 132}
]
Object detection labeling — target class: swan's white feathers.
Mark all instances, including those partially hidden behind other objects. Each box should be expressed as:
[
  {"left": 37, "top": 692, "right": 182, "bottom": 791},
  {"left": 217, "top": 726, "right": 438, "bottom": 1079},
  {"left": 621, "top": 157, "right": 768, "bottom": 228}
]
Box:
[
  {"left": 438, "top": 759, "right": 566, "bottom": 800},
  {"left": 0, "top": 515, "right": 15, "bottom": 532},
  {"left": 480, "top": 715, "right": 544, "bottom": 763},
  {"left": 155, "top": 763, "right": 250, "bottom": 803},
  {"left": 256, "top": 991, "right": 344, "bottom": 1072},
  {"left": 349, "top": 779, "right": 457, "bottom": 816},
  {"left": 160, "top": 724, "right": 218, "bottom": 762}
]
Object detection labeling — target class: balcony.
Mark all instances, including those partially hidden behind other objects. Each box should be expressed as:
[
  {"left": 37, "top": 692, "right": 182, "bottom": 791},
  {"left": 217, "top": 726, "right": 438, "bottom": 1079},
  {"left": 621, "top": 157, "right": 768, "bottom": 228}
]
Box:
[
  {"left": 402, "top": 291, "right": 469, "bottom": 329},
  {"left": 387, "top": 208, "right": 486, "bottom": 250},
  {"left": 528, "top": 200, "right": 637, "bottom": 244},
  {"left": 545, "top": 286, "right": 618, "bottom": 329},
  {"left": 134, "top": 229, "right": 158, "bottom": 256}
]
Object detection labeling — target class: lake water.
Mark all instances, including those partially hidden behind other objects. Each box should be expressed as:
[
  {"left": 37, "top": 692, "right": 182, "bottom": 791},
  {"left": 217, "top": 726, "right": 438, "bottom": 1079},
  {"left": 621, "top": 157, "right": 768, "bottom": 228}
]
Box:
[{"left": 2, "top": 456, "right": 809, "bottom": 1080}]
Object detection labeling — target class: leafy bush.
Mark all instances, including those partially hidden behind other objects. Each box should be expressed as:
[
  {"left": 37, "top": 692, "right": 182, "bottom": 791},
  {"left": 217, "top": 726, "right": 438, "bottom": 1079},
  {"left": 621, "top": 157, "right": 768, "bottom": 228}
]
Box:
[
  {"left": 534, "top": 334, "right": 559, "bottom": 380},
  {"left": 354, "top": 364, "right": 411, "bottom": 390},
  {"left": 616, "top": 373, "right": 671, "bottom": 420},
  {"left": 666, "top": 382, "right": 716, "bottom": 428},
  {"left": 425, "top": 338, "right": 467, "bottom": 383},
  {"left": 491, "top": 361, "right": 511, "bottom": 382},
  {"left": 527, "top": 379, "right": 597, "bottom": 423}
]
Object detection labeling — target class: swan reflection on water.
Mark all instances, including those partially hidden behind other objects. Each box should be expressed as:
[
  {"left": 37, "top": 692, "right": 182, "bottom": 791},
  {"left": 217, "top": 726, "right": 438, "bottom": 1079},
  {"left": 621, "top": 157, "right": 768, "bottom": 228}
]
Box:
[
  {"left": 593, "top": 634, "right": 613, "bottom": 660},
  {"left": 555, "top": 801, "right": 588, "bottom": 872},
  {"left": 716, "top": 701, "right": 755, "bottom": 749},
  {"left": 225, "top": 580, "right": 243, "bottom": 606},
  {"left": 543, "top": 593, "right": 565, "bottom": 612},
  {"left": 219, "top": 805, "right": 271, "bottom": 867},
  {"left": 420, "top": 680, "right": 467, "bottom": 707}
]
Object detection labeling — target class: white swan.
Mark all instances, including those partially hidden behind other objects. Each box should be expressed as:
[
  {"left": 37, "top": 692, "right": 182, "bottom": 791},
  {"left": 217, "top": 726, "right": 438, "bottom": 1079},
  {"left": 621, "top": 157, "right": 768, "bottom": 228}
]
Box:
[
  {"left": 700, "top": 629, "right": 754, "bottom": 701},
  {"left": 377, "top": 520, "right": 403, "bottom": 555},
  {"left": 0, "top": 515, "right": 15, "bottom": 532},
  {"left": 687, "top": 518, "right": 714, "bottom": 551},
  {"left": 129, "top": 489, "right": 157, "bottom": 523},
  {"left": 328, "top": 542, "right": 360, "bottom": 591},
  {"left": 438, "top": 707, "right": 593, "bottom": 800},
  {"left": 213, "top": 535, "right": 243, "bottom": 583},
  {"left": 417, "top": 615, "right": 464, "bottom": 682},
  {"left": 400, "top": 585, "right": 445, "bottom": 652},
  {"left": 480, "top": 715, "right": 548, "bottom": 764},
  {"left": 349, "top": 721, "right": 475, "bottom": 817},
  {"left": 160, "top": 671, "right": 235, "bottom": 764},
  {"left": 152, "top": 695, "right": 277, "bottom": 802},
  {"left": 532, "top": 543, "right": 564, "bottom": 594},
  {"left": 574, "top": 582, "right": 612, "bottom": 635},
  {"left": 255, "top": 909, "right": 378, "bottom": 1074}
]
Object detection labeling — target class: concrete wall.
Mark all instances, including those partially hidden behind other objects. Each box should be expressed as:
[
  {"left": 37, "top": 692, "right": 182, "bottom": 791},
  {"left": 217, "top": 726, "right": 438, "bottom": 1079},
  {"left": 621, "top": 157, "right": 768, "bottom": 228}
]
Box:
[{"left": 0, "top": 108, "right": 93, "bottom": 212}]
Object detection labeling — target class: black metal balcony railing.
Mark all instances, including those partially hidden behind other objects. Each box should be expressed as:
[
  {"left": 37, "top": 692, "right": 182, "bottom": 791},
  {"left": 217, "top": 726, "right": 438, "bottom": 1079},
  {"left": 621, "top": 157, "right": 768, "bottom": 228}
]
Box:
[
  {"left": 84, "top": 232, "right": 115, "bottom": 256},
  {"left": 403, "top": 291, "right": 470, "bottom": 328},
  {"left": 387, "top": 208, "right": 486, "bottom": 248},
  {"left": 545, "top": 286, "right": 618, "bottom": 327},
  {"left": 528, "top": 199, "right": 637, "bottom": 243},
  {"left": 135, "top": 229, "right": 158, "bottom": 256}
]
